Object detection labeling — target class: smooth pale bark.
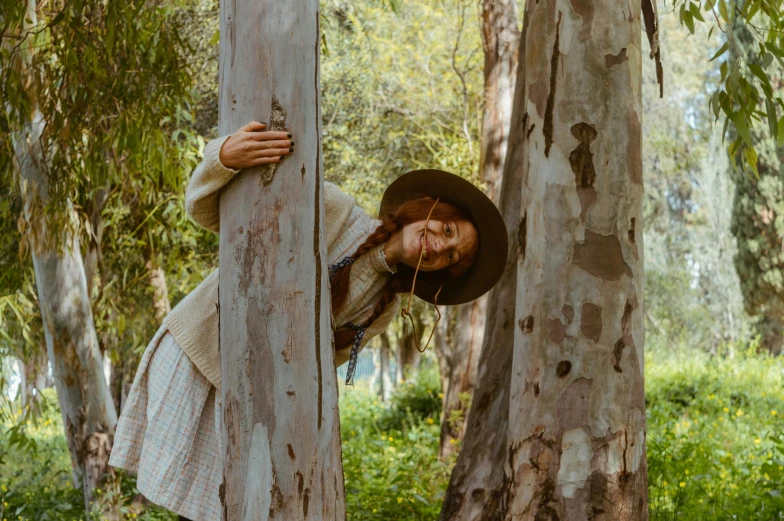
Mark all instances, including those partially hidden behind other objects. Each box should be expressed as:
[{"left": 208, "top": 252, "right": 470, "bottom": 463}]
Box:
[
  {"left": 15, "top": 111, "right": 118, "bottom": 511},
  {"left": 18, "top": 348, "right": 50, "bottom": 407},
  {"left": 506, "top": 2, "right": 648, "bottom": 519},
  {"left": 145, "top": 254, "right": 171, "bottom": 322},
  {"left": 83, "top": 186, "right": 109, "bottom": 300},
  {"left": 437, "top": 304, "right": 481, "bottom": 460},
  {"left": 217, "top": 0, "right": 344, "bottom": 519},
  {"left": 438, "top": 0, "right": 520, "bottom": 459},
  {"left": 371, "top": 333, "right": 393, "bottom": 401}
]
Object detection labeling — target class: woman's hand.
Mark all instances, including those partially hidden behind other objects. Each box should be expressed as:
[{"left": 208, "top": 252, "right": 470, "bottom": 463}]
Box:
[{"left": 219, "top": 121, "right": 294, "bottom": 170}]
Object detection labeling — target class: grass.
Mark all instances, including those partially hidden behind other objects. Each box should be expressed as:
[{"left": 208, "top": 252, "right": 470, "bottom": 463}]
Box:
[{"left": 0, "top": 345, "right": 782, "bottom": 520}]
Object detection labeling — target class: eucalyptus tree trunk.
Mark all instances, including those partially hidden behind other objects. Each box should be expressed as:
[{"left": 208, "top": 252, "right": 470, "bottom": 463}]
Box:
[
  {"left": 11, "top": 0, "right": 117, "bottom": 511},
  {"left": 439, "top": 0, "right": 520, "bottom": 459},
  {"left": 439, "top": 37, "right": 523, "bottom": 521},
  {"left": 145, "top": 253, "right": 171, "bottom": 322},
  {"left": 15, "top": 111, "right": 118, "bottom": 512},
  {"left": 506, "top": 2, "right": 648, "bottom": 518},
  {"left": 217, "top": 0, "right": 344, "bottom": 519},
  {"left": 371, "top": 333, "right": 393, "bottom": 401},
  {"left": 19, "top": 348, "right": 50, "bottom": 407},
  {"left": 83, "top": 186, "right": 109, "bottom": 299},
  {"left": 397, "top": 321, "right": 421, "bottom": 383}
]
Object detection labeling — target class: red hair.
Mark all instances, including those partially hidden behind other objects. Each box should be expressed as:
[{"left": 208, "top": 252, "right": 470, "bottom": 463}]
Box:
[{"left": 331, "top": 197, "right": 478, "bottom": 351}]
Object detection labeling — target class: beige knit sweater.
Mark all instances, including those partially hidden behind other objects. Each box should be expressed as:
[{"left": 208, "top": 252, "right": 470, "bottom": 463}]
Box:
[{"left": 162, "top": 135, "right": 401, "bottom": 390}]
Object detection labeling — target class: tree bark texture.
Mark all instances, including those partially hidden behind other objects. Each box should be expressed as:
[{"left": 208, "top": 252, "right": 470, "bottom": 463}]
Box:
[
  {"left": 506, "top": 2, "right": 648, "bottom": 519},
  {"left": 371, "top": 332, "right": 393, "bottom": 401},
  {"left": 83, "top": 186, "right": 109, "bottom": 300},
  {"left": 440, "top": 0, "right": 520, "bottom": 460},
  {"left": 15, "top": 110, "right": 118, "bottom": 511},
  {"left": 217, "top": 0, "right": 345, "bottom": 519},
  {"left": 18, "top": 348, "right": 51, "bottom": 407},
  {"left": 397, "top": 318, "right": 422, "bottom": 384},
  {"left": 439, "top": 37, "right": 524, "bottom": 521},
  {"left": 145, "top": 254, "right": 171, "bottom": 322}
]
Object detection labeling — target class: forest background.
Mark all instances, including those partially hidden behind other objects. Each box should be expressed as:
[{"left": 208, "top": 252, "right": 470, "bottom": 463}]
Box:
[{"left": 0, "top": 0, "right": 783, "bottom": 519}]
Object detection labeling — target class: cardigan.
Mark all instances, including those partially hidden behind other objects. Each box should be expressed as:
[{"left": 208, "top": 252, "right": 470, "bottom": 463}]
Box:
[{"left": 162, "top": 135, "right": 401, "bottom": 390}]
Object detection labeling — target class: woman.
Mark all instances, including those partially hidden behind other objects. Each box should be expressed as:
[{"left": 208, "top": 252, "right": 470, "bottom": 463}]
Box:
[{"left": 109, "top": 121, "right": 507, "bottom": 521}]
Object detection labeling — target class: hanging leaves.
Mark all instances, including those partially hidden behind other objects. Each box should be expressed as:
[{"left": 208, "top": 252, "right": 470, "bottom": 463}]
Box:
[{"left": 670, "top": 0, "right": 784, "bottom": 177}]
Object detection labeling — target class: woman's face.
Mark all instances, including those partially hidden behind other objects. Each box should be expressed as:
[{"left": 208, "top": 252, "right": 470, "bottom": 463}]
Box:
[{"left": 398, "top": 218, "right": 478, "bottom": 272}]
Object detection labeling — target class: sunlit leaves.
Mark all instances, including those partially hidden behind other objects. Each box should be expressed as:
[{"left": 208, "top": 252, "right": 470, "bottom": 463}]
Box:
[{"left": 670, "top": 0, "right": 784, "bottom": 177}]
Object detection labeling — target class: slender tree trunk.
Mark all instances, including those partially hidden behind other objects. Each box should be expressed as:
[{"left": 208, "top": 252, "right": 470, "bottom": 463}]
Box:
[
  {"left": 83, "top": 186, "right": 109, "bottom": 300},
  {"left": 145, "top": 252, "right": 172, "bottom": 322},
  {"left": 439, "top": 36, "right": 523, "bottom": 521},
  {"left": 439, "top": 0, "right": 520, "bottom": 458},
  {"left": 439, "top": 0, "right": 520, "bottom": 517},
  {"left": 505, "top": 2, "right": 648, "bottom": 519},
  {"left": 217, "top": 0, "right": 344, "bottom": 518},
  {"left": 372, "top": 333, "right": 393, "bottom": 401},
  {"left": 398, "top": 322, "right": 421, "bottom": 383},
  {"left": 438, "top": 304, "right": 481, "bottom": 460},
  {"left": 478, "top": 0, "right": 520, "bottom": 205},
  {"left": 435, "top": 306, "right": 479, "bottom": 461},
  {"left": 18, "top": 348, "right": 50, "bottom": 407},
  {"left": 15, "top": 111, "right": 118, "bottom": 512}
]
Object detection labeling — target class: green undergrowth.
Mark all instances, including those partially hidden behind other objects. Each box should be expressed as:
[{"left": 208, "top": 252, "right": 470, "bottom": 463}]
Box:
[
  {"left": 1, "top": 348, "right": 782, "bottom": 520},
  {"left": 645, "top": 345, "right": 784, "bottom": 520},
  {"left": 339, "top": 363, "right": 447, "bottom": 521}
]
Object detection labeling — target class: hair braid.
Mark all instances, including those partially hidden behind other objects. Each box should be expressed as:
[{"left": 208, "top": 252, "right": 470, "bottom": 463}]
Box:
[{"left": 330, "top": 220, "right": 399, "bottom": 316}]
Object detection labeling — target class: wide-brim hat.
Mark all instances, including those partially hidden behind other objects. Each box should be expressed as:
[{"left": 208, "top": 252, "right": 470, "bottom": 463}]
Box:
[{"left": 379, "top": 169, "right": 508, "bottom": 305}]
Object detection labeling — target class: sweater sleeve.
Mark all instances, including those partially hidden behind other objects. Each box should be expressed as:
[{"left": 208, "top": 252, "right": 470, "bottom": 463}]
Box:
[
  {"left": 323, "top": 181, "right": 358, "bottom": 253},
  {"left": 185, "top": 135, "right": 239, "bottom": 233}
]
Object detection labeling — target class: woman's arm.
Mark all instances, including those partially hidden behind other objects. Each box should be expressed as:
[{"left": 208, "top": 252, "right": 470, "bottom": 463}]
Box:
[{"left": 185, "top": 121, "right": 294, "bottom": 232}]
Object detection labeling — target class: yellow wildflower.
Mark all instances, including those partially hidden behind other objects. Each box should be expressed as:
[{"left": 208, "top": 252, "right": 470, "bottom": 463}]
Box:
[
  {"left": 772, "top": 410, "right": 777, "bottom": 416},
  {"left": 397, "top": 497, "right": 403, "bottom": 504},
  {"left": 755, "top": 439, "right": 762, "bottom": 444},
  {"left": 679, "top": 482, "right": 686, "bottom": 488},
  {"left": 723, "top": 407, "right": 729, "bottom": 413}
]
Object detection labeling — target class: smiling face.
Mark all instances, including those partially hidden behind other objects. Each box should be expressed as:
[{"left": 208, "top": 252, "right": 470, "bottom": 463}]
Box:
[{"left": 398, "top": 217, "right": 479, "bottom": 272}]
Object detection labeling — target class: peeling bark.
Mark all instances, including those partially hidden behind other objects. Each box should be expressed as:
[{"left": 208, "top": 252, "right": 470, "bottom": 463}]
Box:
[
  {"left": 12, "top": 4, "right": 117, "bottom": 511},
  {"left": 438, "top": 0, "right": 520, "bottom": 470},
  {"left": 218, "top": 0, "right": 344, "bottom": 519},
  {"left": 438, "top": 0, "right": 521, "bottom": 517},
  {"left": 15, "top": 110, "right": 118, "bottom": 512},
  {"left": 506, "top": 1, "right": 649, "bottom": 519}
]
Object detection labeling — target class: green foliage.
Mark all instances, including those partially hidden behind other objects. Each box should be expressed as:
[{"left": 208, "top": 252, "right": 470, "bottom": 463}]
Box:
[
  {"left": 0, "top": 0, "right": 196, "bottom": 221},
  {"left": 2, "top": 349, "right": 782, "bottom": 519},
  {"left": 370, "top": 361, "right": 442, "bottom": 433},
  {"left": 669, "top": 0, "right": 784, "bottom": 176},
  {"left": 646, "top": 346, "right": 784, "bottom": 519},
  {"left": 339, "top": 366, "right": 450, "bottom": 521},
  {"left": 320, "top": 0, "right": 483, "bottom": 213},
  {"left": 0, "top": 389, "right": 175, "bottom": 521},
  {"left": 642, "top": 7, "right": 750, "bottom": 353},
  {"left": 727, "top": 21, "right": 784, "bottom": 352}
]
